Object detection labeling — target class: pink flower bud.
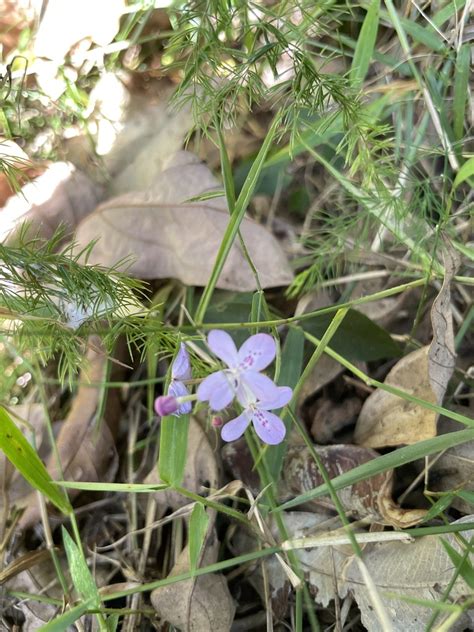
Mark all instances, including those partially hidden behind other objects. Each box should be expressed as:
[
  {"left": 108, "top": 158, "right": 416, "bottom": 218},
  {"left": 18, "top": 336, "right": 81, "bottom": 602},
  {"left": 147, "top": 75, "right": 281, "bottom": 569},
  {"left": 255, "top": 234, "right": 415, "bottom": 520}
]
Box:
[
  {"left": 154, "top": 395, "right": 178, "bottom": 417},
  {"left": 211, "top": 416, "right": 223, "bottom": 428}
]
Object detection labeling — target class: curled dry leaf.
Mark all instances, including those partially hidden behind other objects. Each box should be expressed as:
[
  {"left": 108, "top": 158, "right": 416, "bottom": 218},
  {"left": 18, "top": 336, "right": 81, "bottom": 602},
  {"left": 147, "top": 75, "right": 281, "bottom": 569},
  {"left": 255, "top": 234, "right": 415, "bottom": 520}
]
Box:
[
  {"left": 74, "top": 151, "right": 293, "bottom": 291},
  {"left": 1, "top": 162, "right": 103, "bottom": 244},
  {"left": 428, "top": 241, "right": 461, "bottom": 403},
  {"left": 284, "top": 444, "right": 426, "bottom": 528},
  {"left": 354, "top": 346, "right": 438, "bottom": 448},
  {"left": 151, "top": 529, "right": 235, "bottom": 632},
  {"left": 18, "top": 337, "right": 121, "bottom": 530},
  {"left": 143, "top": 416, "right": 220, "bottom": 518},
  {"left": 355, "top": 249, "right": 460, "bottom": 449}
]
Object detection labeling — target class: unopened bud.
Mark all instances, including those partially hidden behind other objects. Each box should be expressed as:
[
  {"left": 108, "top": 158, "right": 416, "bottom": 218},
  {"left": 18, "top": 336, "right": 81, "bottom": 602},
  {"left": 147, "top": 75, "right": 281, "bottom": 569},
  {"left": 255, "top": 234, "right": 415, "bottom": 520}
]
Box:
[
  {"left": 154, "top": 395, "right": 178, "bottom": 417},
  {"left": 211, "top": 415, "right": 223, "bottom": 428}
]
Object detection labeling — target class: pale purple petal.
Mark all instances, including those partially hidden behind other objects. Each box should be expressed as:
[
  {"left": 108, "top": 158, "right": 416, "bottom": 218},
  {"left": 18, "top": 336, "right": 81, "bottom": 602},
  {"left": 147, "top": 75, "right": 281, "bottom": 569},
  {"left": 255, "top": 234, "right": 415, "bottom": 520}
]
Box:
[
  {"left": 240, "top": 371, "right": 280, "bottom": 403},
  {"left": 259, "top": 386, "right": 293, "bottom": 410},
  {"left": 172, "top": 343, "right": 191, "bottom": 381},
  {"left": 221, "top": 411, "right": 251, "bottom": 442},
  {"left": 197, "top": 370, "right": 235, "bottom": 411},
  {"left": 207, "top": 330, "right": 238, "bottom": 368},
  {"left": 169, "top": 380, "right": 191, "bottom": 414},
  {"left": 251, "top": 409, "right": 286, "bottom": 445},
  {"left": 237, "top": 333, "right": 276, "bottom": 372}
]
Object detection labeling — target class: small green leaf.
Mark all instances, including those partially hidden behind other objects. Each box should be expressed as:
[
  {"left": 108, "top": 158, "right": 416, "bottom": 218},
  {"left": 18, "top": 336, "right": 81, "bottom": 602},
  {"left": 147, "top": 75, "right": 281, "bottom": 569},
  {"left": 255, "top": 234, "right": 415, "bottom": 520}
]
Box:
[
  {"left": 441, "top": 538, "right": 474, "bottom": 589},
  {"left": 188, "top": 503, "right": 209, "bottom": 571},
  {"left": 62, "top": 527, "right": 102, "bottom": 609},
  {"left": 453, "top": 157, "right": 474, "bottom": 190},
  {"left": 0, "top": 407, "right": 71, "bottom": 515},
  {"left": 158, "top": 414, "right": 190, "bottom": 486},
  {"left": 350, "top": 0, "right": 380, "bottom": 86},
  {"left": 39, "top": 599, "right": 92, "bottom": 631}
]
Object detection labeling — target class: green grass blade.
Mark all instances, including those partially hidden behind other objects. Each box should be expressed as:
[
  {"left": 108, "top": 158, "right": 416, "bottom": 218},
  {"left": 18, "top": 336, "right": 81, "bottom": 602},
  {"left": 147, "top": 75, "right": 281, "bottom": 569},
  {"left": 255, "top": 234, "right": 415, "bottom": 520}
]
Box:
[
  {"left": 350, "top": 0, "right": 380, "bottom": 86},
  {"left": 265, "top": 326, "right": 305, "bottom": 480},
  {"left": 453, "top": 44, "right": 470, "bottom": 142},
  {"left": 194, "top": 111, "right": 282, "bottom": 323},
  {"left": 441, "top": 538, "right": 474, "bottom": 589},
  {"left": 39, "top": 600, "right": 92, "bottom": 631},
  {"left": 276, "top": 428, "right": 474, "bottom": 511},
  {"left": 0, "top": 407, "right": 71, "bottom": 515},
  {"left": 62, "top": 528, "right": 102, "bottom": 610},
  {"left": 188, "top": 503, "right": 209, "bottom": 571},
  {"left": 453, "top": 157, "right": 474, "bottom": 190}
]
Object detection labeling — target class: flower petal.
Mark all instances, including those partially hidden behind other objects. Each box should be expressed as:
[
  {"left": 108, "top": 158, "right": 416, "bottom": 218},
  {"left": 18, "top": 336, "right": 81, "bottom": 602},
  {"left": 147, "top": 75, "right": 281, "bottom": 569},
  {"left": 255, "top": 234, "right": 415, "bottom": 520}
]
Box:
[
  {"left": 207, "top": 330, "right": 238, "bottom": 368},
  {"left": 251, "top": 409, "right": 286, "bottom": 445},
  {"left": 169, "top": 380, "right": 191, "bottom": 415},
  {"left": 259, "top": 386, "right": 293, "bottom": 410},
  {"left": 221, "top": 411, "right": 251, "bottom": 442},
  {"left": 237, "top": 333, "right": 276, "bottom": 372},
  {"left": 240, "top": 371, "right": 279, "bottom": 404},
  {"left": 171, "top": 343, "right": 192, "bottom": 381},
  {"left": 197, "top": 370, "right": 235, "bottom": 411}
]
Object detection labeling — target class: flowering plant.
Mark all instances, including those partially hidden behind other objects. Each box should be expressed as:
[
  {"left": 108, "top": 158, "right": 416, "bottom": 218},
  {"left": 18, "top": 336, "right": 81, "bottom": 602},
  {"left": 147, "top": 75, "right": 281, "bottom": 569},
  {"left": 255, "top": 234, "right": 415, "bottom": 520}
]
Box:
[{"left": 154, "top": 330, "right": 292, "bottom": 445}]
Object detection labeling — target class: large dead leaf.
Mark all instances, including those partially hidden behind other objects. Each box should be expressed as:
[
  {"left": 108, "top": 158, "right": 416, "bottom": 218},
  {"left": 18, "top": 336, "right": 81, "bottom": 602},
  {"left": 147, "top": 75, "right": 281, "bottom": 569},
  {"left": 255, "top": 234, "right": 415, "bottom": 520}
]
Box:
[
  {"left": 354, "top": 346, "right": 438, "bottom": 448},
  {"left": 35, "top": 0, "right": 125, "bottom": 63},
  {"left": 290, "top": 514, "right": 474, "bottom": 631},
  {"left": 151, "top": 529, "right": 235, "bottom": 631},
  {"left": 284, "top": 444, "right": 426, "bottom": 527},
  {"left": 18, "top": 337, "right": 121, "bottom": 529},
  {"left": 1, "top": 162, "right": 104, "bottom": 244},
  {"left": 236, "top": 512, "right": 474, "bottom": 631},
  {"left": 74, "top": 151, "right": 293, "bottom": 291}
]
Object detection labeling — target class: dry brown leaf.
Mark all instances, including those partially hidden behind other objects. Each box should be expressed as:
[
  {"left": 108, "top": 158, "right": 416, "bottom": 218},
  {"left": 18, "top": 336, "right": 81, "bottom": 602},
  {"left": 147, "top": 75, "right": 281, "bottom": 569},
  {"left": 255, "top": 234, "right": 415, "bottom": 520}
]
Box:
[
  {"left": 143, "top": 416, "right": 220, "bottom": 517},
  {"left": 429, "top": 438, "right": 474, "bottom": 514},
  {"left": 18, "top": 337, "right": 121, "bottom": 530},
  {"left": 284, "top": 444, "right": 425, "bottom": 528},
  {"left": 354, "top": 346, "right": 438, "bottom": 448},
  {"left": 1, "top": 162, "right": 103, "bottom": 244},
  {"left": 286, "top": 514, "right": 474, "bottom": 631},
  {"left": 74, "top": 151, "right": 293, "bottom": 291},
  {"left": 4, "top": 549, "right": 66, "bottom": 629},
  {"left": 151, "top": 529, "right": 235, "bottom": 631},
  {"left": 429, "top": 241, "right": 461, "bottom": 402}
]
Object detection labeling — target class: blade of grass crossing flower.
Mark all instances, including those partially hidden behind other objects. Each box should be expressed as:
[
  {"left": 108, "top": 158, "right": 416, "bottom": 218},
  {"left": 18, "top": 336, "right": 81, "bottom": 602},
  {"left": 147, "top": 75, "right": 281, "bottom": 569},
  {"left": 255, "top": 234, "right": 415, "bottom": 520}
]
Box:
[
  {"left": 350, "top": 0, "right": 380, "bottom": 86},
  {"left": 453, "top": 44, "right": 470, "bottom": 141},
  {"left": 265, "top": 326, "right": 304, "bottom": 480},
  {"left": 0, "top": 407, "right": 71, "bottom": 515},
  {"left": 39, "top": 600, "right": 93, "bottom": 631},
  {"left": 158, "top": 413, "right": 190, "bottom": 486},
  {"left": 188, "top": 503, "right": 210, "bottom": 571},
  {"left": 194, "top": 111, "right": 283, "bottom": 323},
  {"left": 276, "top": 428, "right": 474, "bottom": 511},
  {"left": 62, "top": 527, "right": 106, "bottom": 630}
]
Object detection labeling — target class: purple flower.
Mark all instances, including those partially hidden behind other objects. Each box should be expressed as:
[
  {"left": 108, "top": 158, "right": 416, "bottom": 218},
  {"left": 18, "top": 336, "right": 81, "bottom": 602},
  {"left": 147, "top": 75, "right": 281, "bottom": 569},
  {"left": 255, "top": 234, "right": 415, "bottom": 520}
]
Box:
[
  {"left": 221, "top": 386, "right": 292, "bottom": 445},
  {"left": 197, "top": 330, "right": 279, "bottom": 411},
  {"left": 154, "top": 343, "right": 192, "bottom": 417}
]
